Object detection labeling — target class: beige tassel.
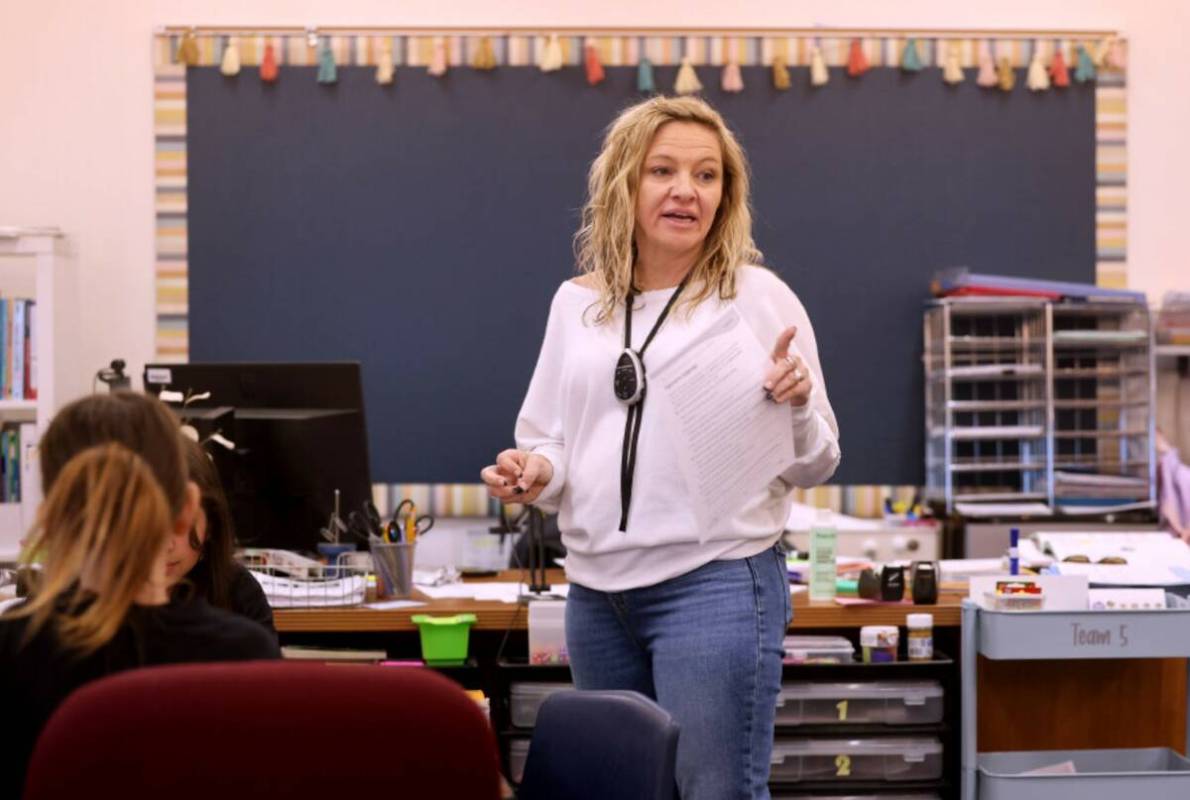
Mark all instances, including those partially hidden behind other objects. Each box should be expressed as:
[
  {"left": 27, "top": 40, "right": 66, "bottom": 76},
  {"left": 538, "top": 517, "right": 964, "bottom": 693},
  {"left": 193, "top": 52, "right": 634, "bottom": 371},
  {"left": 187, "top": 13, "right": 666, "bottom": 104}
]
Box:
[
  {"left": 942, "top": 41, "right": 964, "bottom": 85},
  {"left": 772, "top": 53, "right": 791, "bottom": 90},
  {"left": 809, "top": 44, "right": 829, "bottom": 87},
  {"left": 220, "top": 37, "right": 241, "bottom": 76},
  {"left": 1026, "top": 46, "right": 1050, "bottom": 91},
  {"left": 540, "top": 34, "right": 564, "bottom": 72},
  {"left": 996, "top": 57, "right": 1015, "bottom": 92},
  {"left": 472, "top": 36, "right": 497, "bottom": 71},
  {"left": 376, "top": 39, "right": 395, "bottom": 85},
  {"left": 674, "top": 56, "right": 702, "bottom": 95},
  {"left": 428, "top": 37, "right": 448, "bottom": 77}
]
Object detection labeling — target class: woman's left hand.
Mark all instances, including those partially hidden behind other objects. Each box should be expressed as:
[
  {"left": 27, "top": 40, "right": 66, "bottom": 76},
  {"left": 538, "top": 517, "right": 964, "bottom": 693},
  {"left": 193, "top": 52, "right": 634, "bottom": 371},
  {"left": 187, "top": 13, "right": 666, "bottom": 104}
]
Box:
[{"left": 763, "top": 326, "right": 812, "bottom": 407}]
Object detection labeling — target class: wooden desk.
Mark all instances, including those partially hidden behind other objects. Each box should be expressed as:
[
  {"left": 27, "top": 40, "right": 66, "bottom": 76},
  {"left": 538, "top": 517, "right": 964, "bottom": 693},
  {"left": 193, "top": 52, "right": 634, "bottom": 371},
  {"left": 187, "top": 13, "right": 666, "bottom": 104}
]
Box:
[{"left": 273, "top": 571, "right": 965, "bottom": 633}]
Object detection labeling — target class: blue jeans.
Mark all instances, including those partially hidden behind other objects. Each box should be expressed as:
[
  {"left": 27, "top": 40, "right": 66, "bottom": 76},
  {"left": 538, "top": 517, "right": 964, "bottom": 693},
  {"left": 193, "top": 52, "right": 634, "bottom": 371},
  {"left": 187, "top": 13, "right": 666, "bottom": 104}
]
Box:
[{"left": 565, "top": 544, "right": 791, "bottom": 800}]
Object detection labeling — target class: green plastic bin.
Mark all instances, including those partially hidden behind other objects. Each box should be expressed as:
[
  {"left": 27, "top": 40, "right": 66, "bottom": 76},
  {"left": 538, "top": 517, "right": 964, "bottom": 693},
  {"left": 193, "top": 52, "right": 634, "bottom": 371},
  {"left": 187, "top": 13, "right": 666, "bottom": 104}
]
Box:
[{"left": 411, "top": 613, "right": 477, "bottom": 664}]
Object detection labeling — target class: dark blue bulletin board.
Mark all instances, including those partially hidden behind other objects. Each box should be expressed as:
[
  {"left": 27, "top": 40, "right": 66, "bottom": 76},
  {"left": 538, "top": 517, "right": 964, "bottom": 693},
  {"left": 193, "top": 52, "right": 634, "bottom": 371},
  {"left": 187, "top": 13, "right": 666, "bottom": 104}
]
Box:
[{"left": 186, "top": 65, "right": 1095, "bottom": 485}]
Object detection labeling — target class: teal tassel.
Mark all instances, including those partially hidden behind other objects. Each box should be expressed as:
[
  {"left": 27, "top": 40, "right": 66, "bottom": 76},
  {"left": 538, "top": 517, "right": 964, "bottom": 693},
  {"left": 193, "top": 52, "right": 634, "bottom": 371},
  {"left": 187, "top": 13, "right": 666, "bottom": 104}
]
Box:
[
  {"left": 317, "top": 38, "right": 338, "bottom": 85},
  {"left": 901, "top": 38, "right": 923, "bottom": 72},
  {"left": 1074, "top": 44, "right": 1096, "bottom": 83},
  {"left": 637, "top": 58, "right": 655, "bottom": 93}
]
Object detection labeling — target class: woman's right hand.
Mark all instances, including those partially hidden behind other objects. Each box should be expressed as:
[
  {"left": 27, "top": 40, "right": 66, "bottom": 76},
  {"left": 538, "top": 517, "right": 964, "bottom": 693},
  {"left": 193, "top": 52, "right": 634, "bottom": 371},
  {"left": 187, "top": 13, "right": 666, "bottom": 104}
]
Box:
[{"left": 480, "top": 450, "right": 554, "bottom": 505}]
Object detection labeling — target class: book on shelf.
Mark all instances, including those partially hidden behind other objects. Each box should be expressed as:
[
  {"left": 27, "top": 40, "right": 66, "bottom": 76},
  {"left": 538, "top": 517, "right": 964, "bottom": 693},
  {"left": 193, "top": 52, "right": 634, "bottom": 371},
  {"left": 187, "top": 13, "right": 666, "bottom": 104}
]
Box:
[{"left": 0, "top": 296, "right": 36, "bottom": 401}]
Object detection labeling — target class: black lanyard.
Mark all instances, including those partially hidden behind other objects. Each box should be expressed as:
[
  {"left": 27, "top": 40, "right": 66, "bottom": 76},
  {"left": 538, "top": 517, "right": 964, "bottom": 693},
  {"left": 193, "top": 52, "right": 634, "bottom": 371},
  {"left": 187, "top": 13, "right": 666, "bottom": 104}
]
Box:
[{"left": 617, "top": 273, "right": 690, "bottom": 532}]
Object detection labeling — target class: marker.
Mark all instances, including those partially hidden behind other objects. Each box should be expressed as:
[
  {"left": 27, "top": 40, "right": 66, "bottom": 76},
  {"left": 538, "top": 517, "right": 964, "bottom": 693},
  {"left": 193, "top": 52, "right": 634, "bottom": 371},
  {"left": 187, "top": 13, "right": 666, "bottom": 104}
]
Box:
[
  {"left": 406, "top": 501, "right": 418, "bottom": 543},
  {"left": 1009, "top": 527, "right": 1020, "bottom": 576}
]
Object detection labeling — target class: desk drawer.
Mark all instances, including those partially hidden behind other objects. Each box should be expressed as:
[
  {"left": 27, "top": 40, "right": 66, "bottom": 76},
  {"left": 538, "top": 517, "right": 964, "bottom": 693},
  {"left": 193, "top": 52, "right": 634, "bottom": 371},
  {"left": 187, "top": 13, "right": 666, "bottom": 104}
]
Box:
[
  {"left": 776, "top": 681, "right": 944, "bottom": 726},
  {"left": 770, "top": 737, "right": 943, "bottom": 783}
]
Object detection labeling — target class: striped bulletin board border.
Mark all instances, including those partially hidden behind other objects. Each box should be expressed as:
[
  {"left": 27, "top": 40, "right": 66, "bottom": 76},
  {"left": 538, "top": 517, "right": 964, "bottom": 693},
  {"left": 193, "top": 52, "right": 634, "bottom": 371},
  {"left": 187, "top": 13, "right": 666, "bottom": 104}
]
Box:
[{"left": 153, "top": 32, "right": 1127, "bottom": 517}]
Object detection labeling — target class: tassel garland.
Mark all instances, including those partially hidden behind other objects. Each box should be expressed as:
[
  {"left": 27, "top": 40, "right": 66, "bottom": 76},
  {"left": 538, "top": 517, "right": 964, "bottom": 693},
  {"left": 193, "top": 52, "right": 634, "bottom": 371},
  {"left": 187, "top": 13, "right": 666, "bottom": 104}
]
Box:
[
  {"left": 472, "top": 36, "right": 497, "bottom": 71},
  {"left": 976, "top": 43, "right": 998, "bottom": 87},
  {"left": 1026, "top": 46, "right": 1050, "bottom": 91},
  {"left": 637, "top": 58, "right": 656, "bottom": 93},
  {"left": 901, "top": 38, "right": 923, "bottom": 72},
  {"left": 847, "top": 39, "right": 870, "bottom": 77},
  {"left": 260, "top": 43, "right": 278, "bottom": 83},
  {"left": 584, "top": 39, "right": 605, "bottom": 85},
  {"left": 809, "top": 44, "right": 829, "bottom": 87},
  {"left": 428, "top": 37, "right": 448, "bottom": 77},
  {"left": 996, "top": 57, "right": 1015, "bottom": 92},
  {"left": 942, "top": 41, "right": 964, "bottom": 85},
  {"left": 376, "top": 39, "right": 395, "bottom": 85},
  {"left": 1074, "top": 43, "right": 1096, "bottom": 83},
  {"left": 771, "top": 53, "right": 791, "bottom": 90},
  {"left": 317, "top": 38, "right": 337, "bottom": 84},
  {"left": 178, "top": 31, "right": 199, "bottom": 66},
  {"left": 219, "top": 37, "right": 241, "bottom": 76},
  {"left": 721, "top": 61, "right": 744, "bottom": 93},
  {"left": 674, "top": 56, "right": 702, "bottom": 95},
  {"left": 540, "top": 34, "right": 564, "bottom": 72}
]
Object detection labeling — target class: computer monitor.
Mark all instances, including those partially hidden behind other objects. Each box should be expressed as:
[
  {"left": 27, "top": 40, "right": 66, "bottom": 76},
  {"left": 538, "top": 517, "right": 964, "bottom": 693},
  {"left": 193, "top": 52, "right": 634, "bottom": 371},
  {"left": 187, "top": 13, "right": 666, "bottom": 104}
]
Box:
[{"left": 142, "top": 362, "right": 372, "bottom": 554}]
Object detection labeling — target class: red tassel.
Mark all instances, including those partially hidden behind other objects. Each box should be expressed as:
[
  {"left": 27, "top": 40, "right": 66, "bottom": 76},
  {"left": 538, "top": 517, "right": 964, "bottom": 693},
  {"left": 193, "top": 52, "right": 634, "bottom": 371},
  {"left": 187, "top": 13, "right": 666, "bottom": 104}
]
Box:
[
  {"left": 1050, "top": 48, "right": 1070, "bottom": 88},
  {"left": 847, "top": 39, "right": 870, "bottom": 77},
  {"left": 261, "top": 43, "right": 279, "bottom": 83},
  {"left": 584, "top": 40, "right": 605, "bottom": 86}
]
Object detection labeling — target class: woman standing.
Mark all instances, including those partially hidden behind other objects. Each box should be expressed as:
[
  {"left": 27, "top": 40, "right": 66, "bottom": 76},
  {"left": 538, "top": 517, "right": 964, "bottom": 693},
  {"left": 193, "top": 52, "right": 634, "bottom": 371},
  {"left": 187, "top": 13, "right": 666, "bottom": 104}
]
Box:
[{"left": 482, "top": 96, "right": 839, "bottom": 799}]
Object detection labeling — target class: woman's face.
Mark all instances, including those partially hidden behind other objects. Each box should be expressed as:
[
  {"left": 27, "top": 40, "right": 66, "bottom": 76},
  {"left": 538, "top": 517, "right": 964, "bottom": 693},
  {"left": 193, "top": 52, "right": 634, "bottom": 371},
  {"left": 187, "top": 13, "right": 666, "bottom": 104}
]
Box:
[
  {"left": 634, "top": 121, "right": 724, "bottom": 264},
  {"left": 165, "top": 503, "right": 206, "bottom": 583}
]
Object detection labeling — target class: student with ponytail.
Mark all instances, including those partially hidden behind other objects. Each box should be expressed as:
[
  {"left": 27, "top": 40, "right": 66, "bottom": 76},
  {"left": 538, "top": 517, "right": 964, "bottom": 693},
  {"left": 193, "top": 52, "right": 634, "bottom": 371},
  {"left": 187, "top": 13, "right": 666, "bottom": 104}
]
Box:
[
  {"left": 170, "top": 436, "right": 274, "bottom": 634},
  {"left": 0, "top": 393, "right": 279, "bottom": 796}
]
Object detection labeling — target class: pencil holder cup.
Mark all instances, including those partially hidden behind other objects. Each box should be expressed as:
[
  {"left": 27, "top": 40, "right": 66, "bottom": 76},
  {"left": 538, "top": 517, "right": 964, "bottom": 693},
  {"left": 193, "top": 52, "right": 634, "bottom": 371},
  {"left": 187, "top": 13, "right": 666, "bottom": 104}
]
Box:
[{"left": 370, "top": 541, "right": 416, "bottom": 598}]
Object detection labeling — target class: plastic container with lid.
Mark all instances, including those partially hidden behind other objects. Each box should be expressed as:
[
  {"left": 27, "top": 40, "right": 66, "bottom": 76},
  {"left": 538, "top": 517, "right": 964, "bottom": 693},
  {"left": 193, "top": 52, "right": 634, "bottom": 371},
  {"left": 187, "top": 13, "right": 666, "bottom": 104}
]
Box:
[
  {"left": 906, "top": 613, "right": 934, "bottom": 662},
  {"left": 509, "top": 681, "right": 573, "bottom": 728},
  {"left": 775, "top": 680, "right": 944, "bottom": 726},
  {"left": 528, "top": 600, "right": 568, "bottom": 665},
  {"left": 860, "top": 625, "right": 899, "bottom": 663},
  {"left": 770, "top": 736, "right": 943, "bottom": 783},
  {"left": 783, "top": 635, "right": 855, "bottom": 664}
]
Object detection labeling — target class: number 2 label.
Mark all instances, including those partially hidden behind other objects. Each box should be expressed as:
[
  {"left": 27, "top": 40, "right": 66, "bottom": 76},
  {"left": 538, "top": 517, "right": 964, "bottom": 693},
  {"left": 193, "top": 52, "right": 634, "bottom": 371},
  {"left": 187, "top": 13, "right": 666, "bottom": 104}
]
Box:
[{"left": 835, "top": 754, "right": 852, "bottom": 777}]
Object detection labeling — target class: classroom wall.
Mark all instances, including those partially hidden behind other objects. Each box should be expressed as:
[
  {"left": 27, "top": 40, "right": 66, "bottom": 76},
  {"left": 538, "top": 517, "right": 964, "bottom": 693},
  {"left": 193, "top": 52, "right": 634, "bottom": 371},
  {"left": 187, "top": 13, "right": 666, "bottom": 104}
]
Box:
[{"left": 0, "top": 0, "right": 1186, "bottom": 411}]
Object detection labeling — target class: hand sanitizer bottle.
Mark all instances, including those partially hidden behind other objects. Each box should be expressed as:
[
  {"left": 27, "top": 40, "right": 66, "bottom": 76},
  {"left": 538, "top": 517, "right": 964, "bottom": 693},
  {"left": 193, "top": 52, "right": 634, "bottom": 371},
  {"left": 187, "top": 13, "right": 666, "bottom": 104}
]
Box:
[{"left": 809, "top": 508, "right": 837, "bottom": 602}]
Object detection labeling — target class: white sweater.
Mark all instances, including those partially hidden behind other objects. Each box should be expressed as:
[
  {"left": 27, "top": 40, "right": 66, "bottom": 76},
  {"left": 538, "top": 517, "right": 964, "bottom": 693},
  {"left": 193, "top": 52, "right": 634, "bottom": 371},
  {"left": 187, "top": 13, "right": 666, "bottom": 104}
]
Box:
[{"left": 516, "top": 265, "right": 840, "bottom": 592}]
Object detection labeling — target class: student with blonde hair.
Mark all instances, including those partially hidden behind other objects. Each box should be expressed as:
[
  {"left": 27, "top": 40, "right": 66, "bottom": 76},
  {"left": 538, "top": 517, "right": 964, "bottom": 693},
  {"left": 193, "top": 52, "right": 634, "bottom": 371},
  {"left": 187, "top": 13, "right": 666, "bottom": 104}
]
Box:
[
  {"left": 0, "top": 392, "right": 279, "bottom": 796},
  {"left": 483, "top": 95, "right": 840, "bottom": 799}
]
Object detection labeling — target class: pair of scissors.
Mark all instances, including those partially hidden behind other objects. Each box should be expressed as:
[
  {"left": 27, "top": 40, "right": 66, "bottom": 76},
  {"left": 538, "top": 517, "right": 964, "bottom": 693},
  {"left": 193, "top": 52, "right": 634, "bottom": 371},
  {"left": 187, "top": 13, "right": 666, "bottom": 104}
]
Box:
[
  {"left": 347, "top": 501, "right": 384, "bottom": 542},
  {"left": 386, "top": 500, "right": 435, "bottom": 543}
]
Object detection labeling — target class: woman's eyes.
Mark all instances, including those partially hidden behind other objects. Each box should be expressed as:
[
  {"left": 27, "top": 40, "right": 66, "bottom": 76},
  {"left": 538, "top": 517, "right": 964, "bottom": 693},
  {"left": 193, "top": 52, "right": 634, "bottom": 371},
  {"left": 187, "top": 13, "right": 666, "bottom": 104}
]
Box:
[{"left": 648, "top": 167, "right": 719, "bottom": 181}]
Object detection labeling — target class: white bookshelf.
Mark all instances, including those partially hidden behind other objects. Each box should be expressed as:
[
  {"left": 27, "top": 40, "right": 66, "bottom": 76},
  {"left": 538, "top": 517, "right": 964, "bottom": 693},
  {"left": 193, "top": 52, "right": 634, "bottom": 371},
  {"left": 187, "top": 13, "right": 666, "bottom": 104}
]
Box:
[{"left": 0, "top": 227, "right": 66, "bottom": 561}]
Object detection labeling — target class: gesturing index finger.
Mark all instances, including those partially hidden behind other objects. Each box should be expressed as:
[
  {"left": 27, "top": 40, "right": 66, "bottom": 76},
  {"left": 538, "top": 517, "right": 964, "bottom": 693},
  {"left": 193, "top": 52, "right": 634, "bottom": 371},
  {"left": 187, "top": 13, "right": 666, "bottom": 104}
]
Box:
[{"left": 771, "top": 325, "right": 798, "bottom": 362}]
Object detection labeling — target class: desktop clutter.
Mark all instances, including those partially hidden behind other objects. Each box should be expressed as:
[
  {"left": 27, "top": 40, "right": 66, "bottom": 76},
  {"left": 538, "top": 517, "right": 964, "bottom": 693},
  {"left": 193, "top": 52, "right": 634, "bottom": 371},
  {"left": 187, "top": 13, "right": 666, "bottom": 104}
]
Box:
[{"left": 782, "top": 504, "right": 941, "bottom": 666}]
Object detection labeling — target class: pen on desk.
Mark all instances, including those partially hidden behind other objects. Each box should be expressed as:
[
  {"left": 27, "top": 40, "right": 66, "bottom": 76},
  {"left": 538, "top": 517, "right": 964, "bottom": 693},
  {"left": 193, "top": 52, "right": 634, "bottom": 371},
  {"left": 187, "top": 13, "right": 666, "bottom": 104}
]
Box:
[{"left": 1009, "top": 527, "right": 1020, "bottom": 576}]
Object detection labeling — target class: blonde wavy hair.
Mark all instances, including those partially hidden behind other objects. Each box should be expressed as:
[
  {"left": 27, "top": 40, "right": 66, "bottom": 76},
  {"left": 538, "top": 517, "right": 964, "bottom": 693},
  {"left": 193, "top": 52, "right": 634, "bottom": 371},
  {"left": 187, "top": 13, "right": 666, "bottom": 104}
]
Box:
[{"left": 574, "top": 95, "right": 762, "bottom": 324}]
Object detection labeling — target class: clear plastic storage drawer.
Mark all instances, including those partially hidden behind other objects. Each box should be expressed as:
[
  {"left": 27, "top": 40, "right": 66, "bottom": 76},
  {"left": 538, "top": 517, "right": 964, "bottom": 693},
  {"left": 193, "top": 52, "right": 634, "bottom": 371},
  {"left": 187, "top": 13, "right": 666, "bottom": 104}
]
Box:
[
  {"left": 775, "top": 681, "right": 944, "bottom": 726},
  {"left": 770, "top": 737, "right": 943, "bottom": 783},
  {"left": 509, "top": 681, "right": 573, "bottom": 728}
]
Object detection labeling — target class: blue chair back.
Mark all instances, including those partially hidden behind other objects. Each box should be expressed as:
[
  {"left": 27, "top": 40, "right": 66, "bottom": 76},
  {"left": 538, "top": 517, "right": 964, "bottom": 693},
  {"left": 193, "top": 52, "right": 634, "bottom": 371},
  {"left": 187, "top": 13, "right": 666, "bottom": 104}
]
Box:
[{"left": 518, "top": 689, "right": 679, "bottom": 800}]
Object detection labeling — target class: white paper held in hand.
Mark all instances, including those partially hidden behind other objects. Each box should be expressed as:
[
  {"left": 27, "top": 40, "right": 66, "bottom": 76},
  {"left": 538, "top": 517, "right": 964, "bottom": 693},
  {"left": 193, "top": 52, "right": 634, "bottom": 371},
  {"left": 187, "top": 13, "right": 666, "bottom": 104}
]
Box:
[{"left": 651, "top": 305, "right": 796, "bottom": 538}]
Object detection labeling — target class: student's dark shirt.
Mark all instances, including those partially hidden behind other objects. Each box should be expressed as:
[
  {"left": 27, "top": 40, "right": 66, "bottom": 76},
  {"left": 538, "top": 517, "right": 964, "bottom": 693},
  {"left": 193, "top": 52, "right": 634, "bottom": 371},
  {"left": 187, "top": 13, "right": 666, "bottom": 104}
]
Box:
[
  {"left": 227, "top": 562, "right": 276, "bottom": 635},
  {"left": 183, "top": 560, "right": 276, "bottom": 637},
  {"left": 0, "top": 595, "right": 280, "bottom": 798}
]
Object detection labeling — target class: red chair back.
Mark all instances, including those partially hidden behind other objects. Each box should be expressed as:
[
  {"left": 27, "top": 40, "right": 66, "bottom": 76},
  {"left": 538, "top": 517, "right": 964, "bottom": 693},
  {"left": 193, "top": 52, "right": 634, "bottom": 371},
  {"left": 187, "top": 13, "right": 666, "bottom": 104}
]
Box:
[{"left": 24, "top": 661, "right": 501, "bottom": 799}]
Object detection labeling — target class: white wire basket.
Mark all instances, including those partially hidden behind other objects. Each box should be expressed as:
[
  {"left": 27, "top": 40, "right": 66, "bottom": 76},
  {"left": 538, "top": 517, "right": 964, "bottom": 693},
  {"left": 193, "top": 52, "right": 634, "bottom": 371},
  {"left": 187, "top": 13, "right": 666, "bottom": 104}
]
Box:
[{"left": 238, "top": 549, "right": 373, "bottom": 608}]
